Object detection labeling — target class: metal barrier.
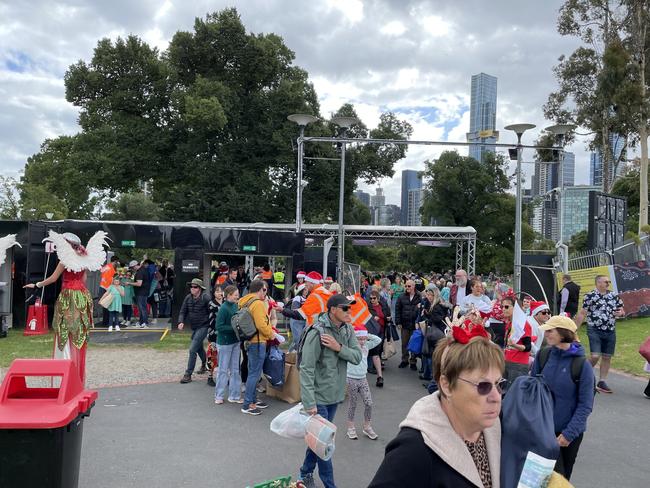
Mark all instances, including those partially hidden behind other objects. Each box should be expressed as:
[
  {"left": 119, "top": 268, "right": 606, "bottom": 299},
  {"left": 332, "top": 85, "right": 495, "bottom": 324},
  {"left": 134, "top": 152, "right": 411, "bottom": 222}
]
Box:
[{"left": 340, "top": 262, "right": 361, "bottom": 295}]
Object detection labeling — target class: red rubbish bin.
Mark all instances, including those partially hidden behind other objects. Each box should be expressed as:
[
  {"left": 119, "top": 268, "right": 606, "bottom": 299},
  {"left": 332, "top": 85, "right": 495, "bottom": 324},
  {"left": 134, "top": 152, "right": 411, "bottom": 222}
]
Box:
[
  {"left": 23, "top": 300, "right": 49, "bottom": 336},
  {"left": 0, "top": 359, "right": 98, "bottom": 488}
]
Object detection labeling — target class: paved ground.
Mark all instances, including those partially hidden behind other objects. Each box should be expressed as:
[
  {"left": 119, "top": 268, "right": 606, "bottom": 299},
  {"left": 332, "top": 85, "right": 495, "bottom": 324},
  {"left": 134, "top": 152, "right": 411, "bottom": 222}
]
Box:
[{"left": 75, "top": 355, "right": 650, "bottom": 488}]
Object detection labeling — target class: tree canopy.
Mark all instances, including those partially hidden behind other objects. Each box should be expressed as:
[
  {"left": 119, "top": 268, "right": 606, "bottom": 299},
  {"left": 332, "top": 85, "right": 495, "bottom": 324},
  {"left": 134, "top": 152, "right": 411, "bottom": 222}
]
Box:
[{"left": 19, "top": 8, "right": 411, "bottom": 224}]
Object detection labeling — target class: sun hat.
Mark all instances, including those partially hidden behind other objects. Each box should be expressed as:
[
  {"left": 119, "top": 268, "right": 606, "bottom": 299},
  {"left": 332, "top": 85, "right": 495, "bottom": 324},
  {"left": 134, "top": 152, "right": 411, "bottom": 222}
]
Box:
[{"left": 538, "top": 315, "right": 577, "bottom": 333}]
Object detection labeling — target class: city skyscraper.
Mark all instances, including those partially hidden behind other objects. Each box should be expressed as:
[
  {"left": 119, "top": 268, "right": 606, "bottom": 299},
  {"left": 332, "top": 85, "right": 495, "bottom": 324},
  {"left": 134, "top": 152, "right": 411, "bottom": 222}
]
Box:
[
  {"left": 370, "top": 187, "right": 385, "bottom": 208},
  {"left": 467, "top": 73, "right": 498, "bottom": 163},
  {"left": 401, "top": 170, "right": 422, "bottom": 226},
  {"left": 353, "top": 190, "right": 370, "bottom": 208},
  {"left": 589, "top": 134, "right": 626, "bottom": 188}
]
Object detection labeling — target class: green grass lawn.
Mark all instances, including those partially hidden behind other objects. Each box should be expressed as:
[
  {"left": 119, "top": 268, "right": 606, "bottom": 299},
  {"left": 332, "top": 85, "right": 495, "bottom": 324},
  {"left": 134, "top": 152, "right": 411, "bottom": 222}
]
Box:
[
  {"left": 581, "top": 316, "right": 650, "bottom": 376},
  {"left": 0, "top": 329, "right": 190, "bottom": 368}
]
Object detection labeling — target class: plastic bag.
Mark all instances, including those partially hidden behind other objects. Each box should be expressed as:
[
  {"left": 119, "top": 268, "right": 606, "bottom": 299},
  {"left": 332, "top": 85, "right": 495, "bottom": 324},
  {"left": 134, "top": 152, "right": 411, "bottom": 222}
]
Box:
[
  {"left": 501, "top": 375, "right": 559, "bottom": 488},
  {"left": 270, "top": 403, "right": 310, "bottom": 439},
  {"left": 263, "top": 345, "right": 285, "bottom": 388},
  {"left": 407, "top": 329, "right": 424, "bottom": 355}
]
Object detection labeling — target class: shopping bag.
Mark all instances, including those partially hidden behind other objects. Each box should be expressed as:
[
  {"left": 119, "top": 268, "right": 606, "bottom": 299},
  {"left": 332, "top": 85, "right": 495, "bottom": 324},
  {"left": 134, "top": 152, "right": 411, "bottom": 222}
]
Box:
[
  {"left": 270, "top": 403, "right": 310, "bottom": 439},
  {"left": 639, "top": 336, "right": 650, "bottom": 362},
  {"left": 407, "top": 329, "right": 424, "bottom": 355},
  {"left": 501, "top": 375, "right": 559, "bottom": 488},
  {"left": 382, "top": 339, "right": 397, "bottom": 359},
  {"left": 266, "top": 354, "right": 301, "bottom": 403},
  {"left": 263, "top": 345, "right": 285, "bottom": 388},
  {"left": 99, "top": 292, "right": 114, "bottom": 309}
]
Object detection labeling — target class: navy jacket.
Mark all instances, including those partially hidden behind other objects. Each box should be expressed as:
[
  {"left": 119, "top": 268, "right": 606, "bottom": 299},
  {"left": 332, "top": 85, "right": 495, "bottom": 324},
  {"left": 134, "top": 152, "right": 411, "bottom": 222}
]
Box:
[{"left": 530, "top": 343, "right": 595, "bottom": 442}]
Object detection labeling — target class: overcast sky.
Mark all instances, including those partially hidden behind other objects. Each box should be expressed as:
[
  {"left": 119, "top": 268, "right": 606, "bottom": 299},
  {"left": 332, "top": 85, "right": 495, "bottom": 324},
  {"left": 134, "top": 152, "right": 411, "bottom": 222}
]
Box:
[{"left": 1, "top": 0, "right": 593, "bottom": 206}]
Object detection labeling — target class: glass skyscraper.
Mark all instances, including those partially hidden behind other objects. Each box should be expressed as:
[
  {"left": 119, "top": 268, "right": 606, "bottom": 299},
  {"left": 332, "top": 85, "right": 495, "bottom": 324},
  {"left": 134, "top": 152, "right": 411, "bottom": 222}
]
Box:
[
  {"left": 467, "top": 73, "right": 497, "bottom": 163},
  {"left": 589, "top": 134, "right": 626, "bottom": 188},
  {"left": 401, "top": 170, "right": 422, "bottom": 226}
]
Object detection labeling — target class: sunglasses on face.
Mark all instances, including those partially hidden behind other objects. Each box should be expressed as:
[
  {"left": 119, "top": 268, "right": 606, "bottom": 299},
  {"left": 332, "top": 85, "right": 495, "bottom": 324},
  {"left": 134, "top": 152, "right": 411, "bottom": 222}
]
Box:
[
  {"left": 338, "top": 305, "right": 351, "bottom": 312},
  {"left": 262, "top": 288, "right": 268, "bottom": 293},
  {"left": 602, "top": 280, "right": 611, "bottom": 284},
  {"left": 502, "top": 305, "right": 512, "bottom": 309},
  {"left": 190, "top": 285, "right": 200, "bottom": 289},
  {"left": 539, "top": 311, "right": 550, "bottom": 315},
  {"left": 370, "top": 297, "right": 378, "bottom": 300},
  {"left": 458, "top": 377, "right": 507, "bottom": 395}
]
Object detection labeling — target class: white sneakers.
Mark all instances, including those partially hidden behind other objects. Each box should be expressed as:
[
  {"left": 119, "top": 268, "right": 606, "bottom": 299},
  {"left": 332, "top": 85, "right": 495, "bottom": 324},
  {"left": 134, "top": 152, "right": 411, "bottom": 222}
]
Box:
[{"left": 108, "top": 325, "right": 121, "bottom": 332}]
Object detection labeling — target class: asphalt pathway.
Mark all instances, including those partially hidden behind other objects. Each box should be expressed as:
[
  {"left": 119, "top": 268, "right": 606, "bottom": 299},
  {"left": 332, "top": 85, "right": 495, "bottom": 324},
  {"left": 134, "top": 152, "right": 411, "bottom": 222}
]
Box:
[{"left": 78, "top": 357, "right": 650, "bottom": 488}]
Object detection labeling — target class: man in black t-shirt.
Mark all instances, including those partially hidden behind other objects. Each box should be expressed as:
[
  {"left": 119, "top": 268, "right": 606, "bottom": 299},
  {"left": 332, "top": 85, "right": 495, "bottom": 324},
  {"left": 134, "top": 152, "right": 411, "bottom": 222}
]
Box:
[{"left": 130, "top": 260, "right": 152, "bottom": 328}]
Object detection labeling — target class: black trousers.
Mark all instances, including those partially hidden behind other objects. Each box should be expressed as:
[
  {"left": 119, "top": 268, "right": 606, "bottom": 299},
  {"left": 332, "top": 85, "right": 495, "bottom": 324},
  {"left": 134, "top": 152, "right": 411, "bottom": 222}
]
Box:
[
  {"left": 240, "top": 341, "right": 248, "bottom": 383},
  {"left": 554, "top": 432, "right": 584, "bottom": 480},
  {"left": 100, "top": 288, "right": 109, "bottom": 326}
]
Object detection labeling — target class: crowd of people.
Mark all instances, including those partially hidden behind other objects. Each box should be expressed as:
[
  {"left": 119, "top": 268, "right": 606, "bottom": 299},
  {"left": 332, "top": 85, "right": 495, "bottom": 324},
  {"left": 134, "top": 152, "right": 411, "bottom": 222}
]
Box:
[
  {"left": 170, "top": 261, "right": 644, "bottom": 488},
  {"left": 98, "top": 256, "right": 175, "bottom": 330}
]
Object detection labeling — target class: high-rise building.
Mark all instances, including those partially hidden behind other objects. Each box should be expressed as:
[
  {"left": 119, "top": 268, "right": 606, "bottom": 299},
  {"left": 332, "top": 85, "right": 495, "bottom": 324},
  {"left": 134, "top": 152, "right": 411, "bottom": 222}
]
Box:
[
  {"left": 353, "top": 190, "right": 370, "bottom": 208},
  {"left": 406, "top": 188, "right": 423, "bottom": 226},
  {"left": 370, "top": 187, "right": 385, "bottom": 208},
  {"left": 400, "top": 170, "right": 422, "bottom": 226},
  {"left": 561, "top": 185, "right": 601, "bottom": 242},
  {"left": 562, "top": 152, "right": 575, "bottom": 188},
  {"left": 467, "top": 73, "right": 498, "bottom": 163},
  {"left": 375, "top": 204, "right": 401, "bottom": 226},
  {"left": 589, "top": 134, "right": 626, "bottom": 188},
  {"left": 531, "top": 162, "right": 551, "bottom": 198}
]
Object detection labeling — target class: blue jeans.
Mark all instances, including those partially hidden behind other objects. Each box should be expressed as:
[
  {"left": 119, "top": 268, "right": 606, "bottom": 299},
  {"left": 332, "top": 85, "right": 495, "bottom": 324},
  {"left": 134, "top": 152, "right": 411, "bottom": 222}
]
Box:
[
  {"left": 422, "top": 355, "right": 432, "bottom": 380},
  {"left": 290, "top": 318, "right": 306, "bottom": 351},
  {"left": 243, "top": 343, "right": 266, "bottom": 409},
  {"left": 300, "top": 403, "right": 338, "bottom": 488},
  {"left": 108, "top": 311, "right": 120, "bottom": 327},
  {"left": 215, "top": 343, "right": 241, "bottom": 401},
  {"left": 135, "top": 295, "right": 149, "bottom": 325},
  {"left": 185, "top": 327, "right": 208, "bottom": 375}
]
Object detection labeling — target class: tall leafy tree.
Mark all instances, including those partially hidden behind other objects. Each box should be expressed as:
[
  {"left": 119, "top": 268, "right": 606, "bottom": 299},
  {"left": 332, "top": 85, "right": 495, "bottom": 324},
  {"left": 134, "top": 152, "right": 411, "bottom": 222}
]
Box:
[{"left": 420, "top": 151, "right": 532, "bottom": 273}]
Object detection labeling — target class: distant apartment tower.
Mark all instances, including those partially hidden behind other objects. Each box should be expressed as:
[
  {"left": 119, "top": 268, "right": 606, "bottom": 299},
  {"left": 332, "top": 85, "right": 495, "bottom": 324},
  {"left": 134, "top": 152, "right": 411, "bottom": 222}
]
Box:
[
  {"left": 467, "top": 73, "right": 498, "bottom": 163},
  {"left": 375, "top": 204, "right": 401, "bottom": 226},
  {"left": 400, "top": 170, "right": 422, "bottom": 226},
  {"left": 532, "top": 151, "right": 575, "bottom": 199},
  {"left": 354, "top": 190, "right": 370, "bottom": 208},
  {"left": 590, "top": 134, "right": 626, "bottom": 188},
  {"left": 370, "top": 187, "right": 385, "bottom": 208},
  {"left": 407, "top": 189, "right": 423, "bottom": 226}
]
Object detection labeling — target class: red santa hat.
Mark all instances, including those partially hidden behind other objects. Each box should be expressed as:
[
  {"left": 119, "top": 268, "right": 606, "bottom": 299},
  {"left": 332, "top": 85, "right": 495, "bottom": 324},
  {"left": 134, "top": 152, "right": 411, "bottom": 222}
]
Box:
[
  {"left": 354, "top": 325, "right": 368, "bottom": 337},
  {"left": 324, "top": 276, "right": 334, "bottom": 284},
  {"left": 304, "top": 271, "right": 323, "bottom": 284},
  {"left": 296, "top": 270, "right": 306, "bottom": 279},
  {"left": 530, "top": 300, "right": 550, "bottom": 317}
]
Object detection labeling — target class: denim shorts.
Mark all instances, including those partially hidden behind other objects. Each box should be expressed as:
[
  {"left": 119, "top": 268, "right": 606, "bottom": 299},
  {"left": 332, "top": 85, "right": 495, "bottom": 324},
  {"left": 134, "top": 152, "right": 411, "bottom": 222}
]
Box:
[{"left": 587, "top": 328, "right": 616, "bottom": 357}]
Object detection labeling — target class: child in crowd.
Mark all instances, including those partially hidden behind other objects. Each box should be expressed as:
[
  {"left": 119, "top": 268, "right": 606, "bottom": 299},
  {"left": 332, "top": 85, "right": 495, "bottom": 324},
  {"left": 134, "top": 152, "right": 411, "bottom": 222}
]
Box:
[
  {"left": 346, "top": 327, "right": 382, "bottom": 440},
  {"left": 107, "top": 275, "right": 124, "bottom": 331},
  {"left": 120, "top": 269, "right": 135, "bottom": 326}
]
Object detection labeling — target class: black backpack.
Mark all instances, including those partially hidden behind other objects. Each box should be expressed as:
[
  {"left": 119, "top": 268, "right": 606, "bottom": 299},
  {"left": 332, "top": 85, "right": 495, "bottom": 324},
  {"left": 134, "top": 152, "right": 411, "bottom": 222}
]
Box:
[
  {"left": 537, "top": 346, "right": 595, "bottom": 394},
  {"left": 296, "top": 323, "right": 325, "bottom": 370}
]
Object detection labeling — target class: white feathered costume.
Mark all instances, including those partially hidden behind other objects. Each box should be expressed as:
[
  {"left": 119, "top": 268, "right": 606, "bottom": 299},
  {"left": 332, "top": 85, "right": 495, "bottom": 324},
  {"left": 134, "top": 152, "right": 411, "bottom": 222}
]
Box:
[
  {"left": 42, "top": 230, "right": 110, "bottom": 384},
  {"left": 0, "top": 234, "right": 21, "bottom": 267}
]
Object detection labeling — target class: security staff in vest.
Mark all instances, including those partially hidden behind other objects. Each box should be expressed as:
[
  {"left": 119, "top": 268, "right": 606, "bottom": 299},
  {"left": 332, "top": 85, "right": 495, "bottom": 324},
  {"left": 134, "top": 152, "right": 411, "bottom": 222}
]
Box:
[
  {"left": 559, "top": 274, "right": 580, "bottom": 317},
  {"left": 273, "top": 269, "right": 285, "bottom": 302}
]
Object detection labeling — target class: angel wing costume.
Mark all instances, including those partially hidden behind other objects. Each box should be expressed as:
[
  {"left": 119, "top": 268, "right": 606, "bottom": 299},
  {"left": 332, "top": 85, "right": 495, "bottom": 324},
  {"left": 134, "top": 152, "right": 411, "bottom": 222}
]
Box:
[
  {"left": 0, "top": 234, "right": 21, "bottom": 267},
  {"left": 44, "top": 230, "right": 109, "bottom": 383}
]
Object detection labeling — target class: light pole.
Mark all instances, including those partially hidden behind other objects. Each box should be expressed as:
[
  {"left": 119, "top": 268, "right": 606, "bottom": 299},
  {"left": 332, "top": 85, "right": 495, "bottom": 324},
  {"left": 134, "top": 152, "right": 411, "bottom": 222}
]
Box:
[
  {"left": 288, "top": 114, "right": 319, "bottom": 233},
  {"left": 544, "top": 125, "right": 576, "bottom": 243},
  {"left": 330, "top": 116, "right": 359, "bottom": 282},
  {"left": 505, "top": 123, "right": 536, "bottom": 294}
]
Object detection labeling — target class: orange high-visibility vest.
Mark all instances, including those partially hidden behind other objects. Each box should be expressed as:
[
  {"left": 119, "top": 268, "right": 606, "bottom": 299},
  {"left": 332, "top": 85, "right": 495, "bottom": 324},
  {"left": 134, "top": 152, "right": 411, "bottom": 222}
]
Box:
[
  {"left": 299, "top": 286, "right": 333, "bottom": 326},
  {"left": 261, "top": 270, "right": 273, "bottom": 280},
  {"left": 100, "top": 264, "right": 115, "bottom": 289},
  {"left": 349, "top": 293, "right": 371, "bottom": 327}
]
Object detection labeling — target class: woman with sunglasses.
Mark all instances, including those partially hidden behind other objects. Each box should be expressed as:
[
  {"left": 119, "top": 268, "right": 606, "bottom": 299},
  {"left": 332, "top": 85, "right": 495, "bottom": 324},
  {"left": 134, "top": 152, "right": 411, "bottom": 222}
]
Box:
[
  {"left": 367, "top": 290, "right": 390, "bottom": 387},
  {"left": 370, "top": 326, "right": 505, "bottom": 487}
]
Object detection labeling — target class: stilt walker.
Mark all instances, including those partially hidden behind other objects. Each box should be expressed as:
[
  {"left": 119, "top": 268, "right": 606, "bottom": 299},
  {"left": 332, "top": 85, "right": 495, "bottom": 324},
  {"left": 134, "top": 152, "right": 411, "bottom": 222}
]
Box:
[
  {"left": 0, "top": 234, "right": 21, "bottom": 267},
  {"left": 24, "top": 230, "right": 109, "bottom": 384}
]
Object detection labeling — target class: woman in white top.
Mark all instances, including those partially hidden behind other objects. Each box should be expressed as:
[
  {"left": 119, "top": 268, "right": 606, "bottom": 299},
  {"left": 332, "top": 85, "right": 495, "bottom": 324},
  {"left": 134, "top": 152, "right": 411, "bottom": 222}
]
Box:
[{"left": 460, "top": 279, "right": 492, "bottom": 315}]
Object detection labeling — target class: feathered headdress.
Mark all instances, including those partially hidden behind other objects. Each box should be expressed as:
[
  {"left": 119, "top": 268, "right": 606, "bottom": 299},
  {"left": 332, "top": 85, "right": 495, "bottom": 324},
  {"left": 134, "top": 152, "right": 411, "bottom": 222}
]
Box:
[
  {"left": 0, "top": 234, "right": 21, "bottom": 267},
  {"left": 43, "top": 230, "right": 110, "bottom": 272}
]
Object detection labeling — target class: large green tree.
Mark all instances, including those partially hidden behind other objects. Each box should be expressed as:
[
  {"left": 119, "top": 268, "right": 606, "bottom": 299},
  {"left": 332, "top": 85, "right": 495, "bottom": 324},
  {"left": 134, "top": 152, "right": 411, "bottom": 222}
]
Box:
[
  {"left": 420, "top": 150, "right": 533, "bottom": 273},
  {"left": 21, "top": 8, "right": 409, "bottom": 224}
]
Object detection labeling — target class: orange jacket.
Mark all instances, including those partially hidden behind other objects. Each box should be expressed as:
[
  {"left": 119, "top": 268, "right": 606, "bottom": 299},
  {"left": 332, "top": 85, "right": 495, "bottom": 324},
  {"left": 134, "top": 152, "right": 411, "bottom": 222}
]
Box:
[
  {"left": 349, "top": 293, "right": 371, "bottom": 327},
  {"left": 100, "top": 264, "right": 115, "bottom": 289}
]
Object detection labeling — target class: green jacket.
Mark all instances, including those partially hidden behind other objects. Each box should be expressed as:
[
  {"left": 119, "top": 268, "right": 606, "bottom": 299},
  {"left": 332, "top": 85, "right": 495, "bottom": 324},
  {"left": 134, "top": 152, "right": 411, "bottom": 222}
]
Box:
[
  {"left": 215, "top": 301, "right": 239, "bottom": 345},
  {"left": 299, "top": 313, "right": 362, "bottom": 410}
]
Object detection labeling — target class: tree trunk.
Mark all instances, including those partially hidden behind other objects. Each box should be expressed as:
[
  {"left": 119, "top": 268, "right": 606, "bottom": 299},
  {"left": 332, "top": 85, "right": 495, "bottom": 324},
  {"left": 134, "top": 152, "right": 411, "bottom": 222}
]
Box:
[{"left": 636, "top": 0, "right": 649, "bottom": 231}]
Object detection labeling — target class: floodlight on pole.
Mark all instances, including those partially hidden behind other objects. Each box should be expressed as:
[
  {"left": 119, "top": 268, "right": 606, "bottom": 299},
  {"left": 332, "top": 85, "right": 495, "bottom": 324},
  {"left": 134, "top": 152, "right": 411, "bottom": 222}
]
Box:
[
  {"left": 331, "top": 116, "right": 359, "bottom": 282},
  {"left": 505, "top": 123, "right": 536, "bottom": 294},
  {"left": 288, "top": 114, "right": 320, "bottom": 233},
  {"left": 545, "top": 124, "right": 575, "bottom": 273}
]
